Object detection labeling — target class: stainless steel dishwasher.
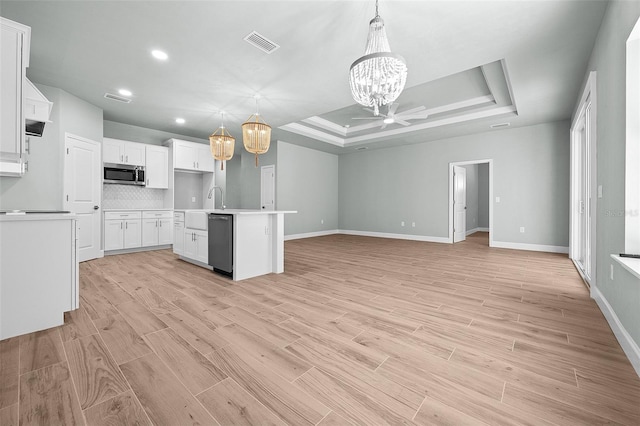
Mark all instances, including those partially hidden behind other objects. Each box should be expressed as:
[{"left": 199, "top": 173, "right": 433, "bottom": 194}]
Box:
[{"left": 208, "top": 214, "right": 233, "bottom": 277}]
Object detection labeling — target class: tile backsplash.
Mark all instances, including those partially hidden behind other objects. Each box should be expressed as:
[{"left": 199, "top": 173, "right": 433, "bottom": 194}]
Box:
[{"left": 103, "top": 184, "right": 165, "bottom": 209}]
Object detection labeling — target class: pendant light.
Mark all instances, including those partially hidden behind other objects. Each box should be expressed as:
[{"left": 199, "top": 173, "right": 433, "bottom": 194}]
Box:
[
  {"left": 242, "top": 96, "right": 271, "bottom": 167},
  {"left": 349, "top": 0, "right": 407, "bottom": 116},
  {"left": 209, "top": 112, "right": 235, "bottom": 171}
]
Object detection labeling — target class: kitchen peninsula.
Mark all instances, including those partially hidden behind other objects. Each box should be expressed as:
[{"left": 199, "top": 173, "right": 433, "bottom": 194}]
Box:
[{"left": 174, "top": 209, "right": 296, "bottom": 281}]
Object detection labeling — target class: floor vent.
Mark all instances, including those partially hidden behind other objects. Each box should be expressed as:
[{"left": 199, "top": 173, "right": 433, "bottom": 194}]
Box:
[
  {"left": 244, "top": 31, "right": 280, "bottom": 54},
  {"left": 104, "top": 93, "right": 132, "bottom": 103}
]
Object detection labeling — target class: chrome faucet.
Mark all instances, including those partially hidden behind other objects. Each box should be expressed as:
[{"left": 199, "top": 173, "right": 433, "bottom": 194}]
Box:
[{"left": 207, "top": 186, "right": 226, "bottom": 210}]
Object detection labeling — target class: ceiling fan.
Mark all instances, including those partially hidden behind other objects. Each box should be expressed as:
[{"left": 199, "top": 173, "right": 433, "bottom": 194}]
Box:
[{"left": 352, "top": 103, "right": 430, "bottom": 129}]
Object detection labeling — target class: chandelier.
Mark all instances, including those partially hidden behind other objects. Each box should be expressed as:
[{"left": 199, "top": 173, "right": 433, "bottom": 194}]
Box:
[
  {"left": 242, "top": 96, "right": 271, "bottom": 167},
  {"left": 209, "top": 112, "right": 235, "bottom": 171},
  {"left": 349, "top": 0, "right": 407, "bottom": 116}
]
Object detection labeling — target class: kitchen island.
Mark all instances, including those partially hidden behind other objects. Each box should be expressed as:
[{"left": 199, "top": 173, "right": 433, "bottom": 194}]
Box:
[
  {"left": 0, "top": 212, "right": 78, "bottom": 339},
  {"left": 175, "top": 209, "right": 296, "bottom": 281}
]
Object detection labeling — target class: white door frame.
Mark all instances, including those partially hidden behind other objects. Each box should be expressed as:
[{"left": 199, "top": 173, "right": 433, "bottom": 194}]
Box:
[
  {"left": 63, "top": 132, "right": 103, "bottom": 261},
  {"left": 570, "top": 71, "right": 597, "bottom": 287},
  {"left": 448, "top": 159, "right": 493, "bottom": 246}
]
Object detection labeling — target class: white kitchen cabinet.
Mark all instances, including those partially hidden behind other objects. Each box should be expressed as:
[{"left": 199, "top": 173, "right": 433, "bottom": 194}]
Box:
[
  {"left": 141, "top": 210, "right": 172, "bottom": 247},
  {"left": 145, "top": 145, "right": 169, "bottom": 188},
  {"left": 0, "top": 214, "right": 78, "bottom": 340},
  {"left": 0, "top": 18, "right": 30, "bottom": 177},
  {"left": 104, "top": 211, "right": 142, "bottom": 251},
  {"left": 183, "top": 228, "right": 208, "bottom": 264},
  {"left": 103, "top": 138, "right": 145, "bottom": 166},
  {"left": 166, "top": 138, "right": 215, "bottom": 172},
  {"left": 173, "top": 221, "right": 184, "bottom": 255}
]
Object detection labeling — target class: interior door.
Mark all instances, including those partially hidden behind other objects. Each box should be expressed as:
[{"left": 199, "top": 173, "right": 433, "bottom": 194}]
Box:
[
  {"left": 64, "top": 133, "right": 102, "bottom": 261},
  {"left": 453, "top": 166, "right": 467, "bottom": 243},
  {"left": 261, "top": 165, "right": 275, "bottom": 211}
]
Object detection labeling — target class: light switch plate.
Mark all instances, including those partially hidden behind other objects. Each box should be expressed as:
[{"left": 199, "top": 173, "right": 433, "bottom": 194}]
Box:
[
  {"left": 598, "top": 185, "right": 603, "bottom": 198},
  {"left": 496, "top": 196, "right": 501, "bottom": 203},
  {"left": 191, "top": 196, "right": 196, "bottom": 202}
]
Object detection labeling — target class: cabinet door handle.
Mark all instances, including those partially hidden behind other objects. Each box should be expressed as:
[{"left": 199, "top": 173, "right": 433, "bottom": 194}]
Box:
[
  {"left": 126, "top": 222, "right": 128, "bottom": 229},
  {"left": 120, "top": 222, "right": 122, "bottom": 229},
  {"left": 126, "top": 155, "right": 129, "bottom": 163},
  {"left": 196, "top": 162, "right": 199, "bottom": 169}
]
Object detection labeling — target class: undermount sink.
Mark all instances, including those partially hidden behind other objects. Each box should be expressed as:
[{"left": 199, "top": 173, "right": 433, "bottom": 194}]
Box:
[{"left": 185, "top": 210, "right": 208, "bottom": 230}]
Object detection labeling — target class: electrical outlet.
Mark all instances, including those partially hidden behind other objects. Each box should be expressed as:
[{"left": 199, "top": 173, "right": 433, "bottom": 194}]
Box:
[
  {"left": 519, "top": 227, "right": 525, "bottom": 233},
  {"left": 401, "top": 221, "right": 405, "bottom": 227},
  {"left": 496, "top": 196, "right": 501, "bottom": 203},
  {"left": 321, "top": 219, "right": 324, "bottom": 224},
  {"left": 610, "top": 264, "right": 614, "bottom": 280},
  {"left": 598, "top": 185, "right": 603, "bottom": 199},
  {"left": 191, "top": 196, "right": 196, "bottom": 202},
  {"left": 412, "top": 222, "right": 416, "bottom": 227}
]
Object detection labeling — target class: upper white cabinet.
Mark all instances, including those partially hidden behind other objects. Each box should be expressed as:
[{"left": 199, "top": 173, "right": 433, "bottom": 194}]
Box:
[
  {"left": 103, "top": 138, "right": 145, "bottom": 166},
  {"left": 165, "top": 138, "right": 215, "bottom": 172},
  {"left": 145, "top": 145, "right": 169, "bottom": 189},
  {"left": 0, "top": 18, "right": 30, "bottom": 177}
]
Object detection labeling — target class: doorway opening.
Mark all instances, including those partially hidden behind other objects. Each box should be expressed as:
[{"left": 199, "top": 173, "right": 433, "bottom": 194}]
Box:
[
  {"left": 570, "top": 72, "right": 597, "bottom": 287},
  {"left": 448, "top": 159, "right": 493, "bottom": 246}
]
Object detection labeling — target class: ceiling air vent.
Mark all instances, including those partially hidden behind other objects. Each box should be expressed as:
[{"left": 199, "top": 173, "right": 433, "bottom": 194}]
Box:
[
  {"left": 104, "top": 93, "right": 132, "bottom": 103},
  {"left": 490, "top": 122, "right": 510, "bottom": 129},
  {"left": 356, "top": 146, "right": 368, "bottom": 151},
  {"left": 244, "top": 31, "right": 280, "bottom": 54}
]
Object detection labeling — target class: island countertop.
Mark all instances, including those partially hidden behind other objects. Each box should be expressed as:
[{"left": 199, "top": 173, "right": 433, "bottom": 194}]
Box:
[{"left": 176, "top": 209, "right": 297, "bottom": 215}]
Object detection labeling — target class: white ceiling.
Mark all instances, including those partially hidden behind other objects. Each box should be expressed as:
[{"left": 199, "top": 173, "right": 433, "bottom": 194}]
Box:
[{"left": 1, "top": 1, "right": 607, "bottom": 154}]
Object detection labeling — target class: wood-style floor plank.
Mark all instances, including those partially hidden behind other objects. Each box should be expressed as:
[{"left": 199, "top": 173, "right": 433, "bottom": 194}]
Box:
[
  {"left": 59, "top": 307, "right": 98, "bottom": 342},
  {"left": 19, "top": 362, "right": 85, "bottom": 426},
  {"left": 120, "top": 353, "right": 216, "bottom": 425},
  {"left": 216, "top": 323, "right": 312, "bottom": 383},
  {"left": 197, "top": 378, "right": 286, "bottom": 426},
  {"left": 64, "top": 334, "right": 129, "bottom": 410},
  {"left": 93, "top": 313, "right": 152, "bottom": 365},
  {"left": 219, "top": 306, "right": 300, "bottom": 347},
  {"left": 158, "top": 309, "right": 230, "bottom": 355},
  {"left": 294, "top": 367, "right": 415, "bottom": 426},
  {"left": 83, "top": 390, "right": 151, "bottom": 426},
  {"left": 0, "top": 338, "right": 19, "bottom": 409},
  {"left": 3, "top": 233, "right": 639, "bottom": 425},
  {"left": 0, "top": 404, "right": 18, "bottom": 426},
  {"left": 115, "top": 301, "right": 168, "bottom": 336},
  {"left": 19, "top": 328, "right": 65, "bottom": 375},
  {"left": 143, "top": 328, "right": 226, "bottom": 395},
  {"left": 209, "top": 346, "right": 330, "bottom": 426}
]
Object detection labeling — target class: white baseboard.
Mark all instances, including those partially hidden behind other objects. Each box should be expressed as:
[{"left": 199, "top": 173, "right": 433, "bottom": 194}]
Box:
[
  {"left": 338, "top": 229, "right": 450, "bottom": 244},
  {"left": 466, "top": 227, "right": 490, "bottom": 236},
  {"left": 592, "top": 285, "right": 640, "bottom": 378},
  {"left": 491, "top": 240, "right": 569, "bottom": 254},
  {"left": 285, "top": 230, "right": 339, "bottom": 241}
]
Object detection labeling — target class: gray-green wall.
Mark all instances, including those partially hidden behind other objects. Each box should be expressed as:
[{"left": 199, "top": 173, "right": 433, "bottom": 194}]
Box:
[
  {"left": 339, "top": 121, "right": 570, "bottom": 247},
  {"left": 0, "top": 84, "right": 103, "bottom": 210},
  {"left": 103, "top": 120, "right": 206, "bottom": 146},
  {"left": 582, "top": 1, "right": 640, "bottom": 351},
  {"left": 277, "top": 141, "right": 339, "bottom": 236}
]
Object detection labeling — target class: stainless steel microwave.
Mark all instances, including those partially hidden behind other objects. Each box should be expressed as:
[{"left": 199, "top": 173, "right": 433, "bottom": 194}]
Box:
[{"left": 103, "top": 163, "right": 145, "bottom": 186}]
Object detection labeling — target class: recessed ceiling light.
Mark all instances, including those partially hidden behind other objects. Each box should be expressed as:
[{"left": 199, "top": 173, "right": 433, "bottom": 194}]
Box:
[
  {"left": 175, "top": 118, "right": 185, "bottom": 124},
  {"left": 118, "top": 89, "right": 132, "bottom": 97},
  {"left": 151, "top": 50, "right": 168, "bottom": 60}
]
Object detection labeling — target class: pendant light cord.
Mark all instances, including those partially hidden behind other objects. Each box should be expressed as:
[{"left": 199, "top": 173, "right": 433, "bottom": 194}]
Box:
[{"left": 375, "top": 0, "right": 379, "bottom": 17}]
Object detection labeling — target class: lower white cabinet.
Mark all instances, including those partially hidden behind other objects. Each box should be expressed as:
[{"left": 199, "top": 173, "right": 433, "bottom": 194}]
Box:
[
  {"left": 104, "top": 211, "right": 142, "bottom": 251},
  {"left": 141, "top": 211, "right": 173, "bottom": 247},
  {"left": 173, "top": 221, "right": 184, "bottom": 255},
  {"left": 183, "top": 228, "right": 208, "bottom": 264}
]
